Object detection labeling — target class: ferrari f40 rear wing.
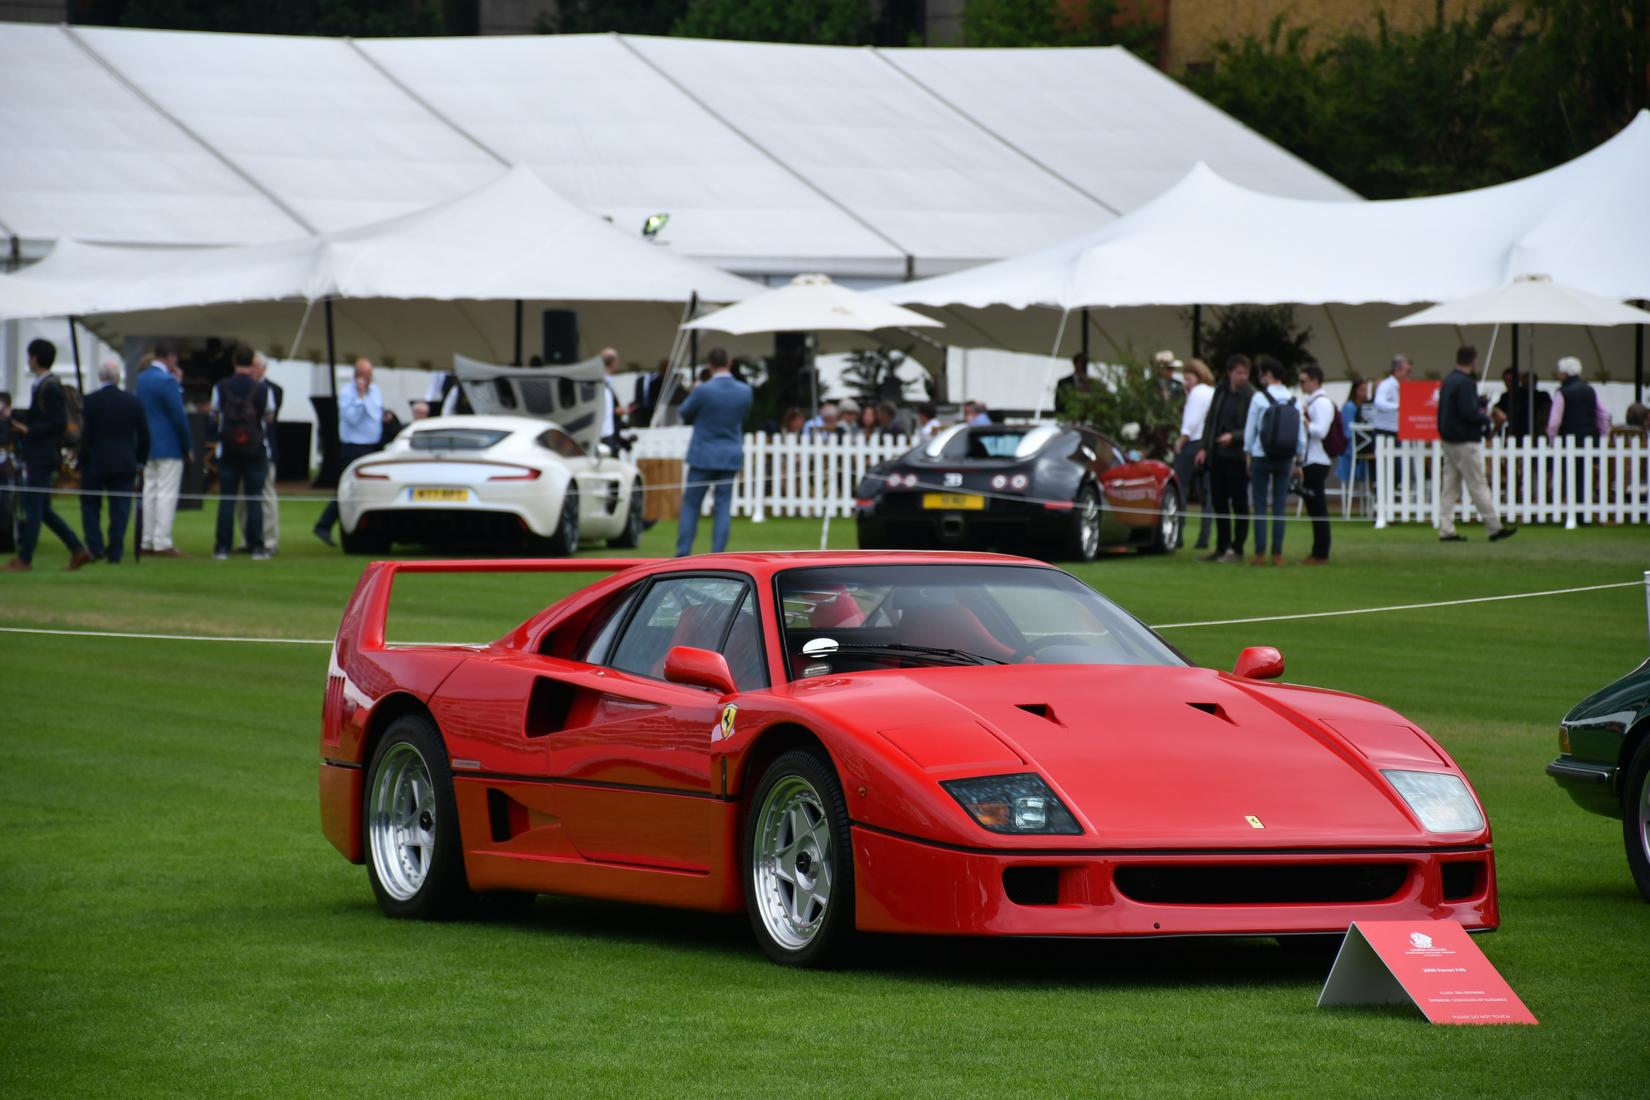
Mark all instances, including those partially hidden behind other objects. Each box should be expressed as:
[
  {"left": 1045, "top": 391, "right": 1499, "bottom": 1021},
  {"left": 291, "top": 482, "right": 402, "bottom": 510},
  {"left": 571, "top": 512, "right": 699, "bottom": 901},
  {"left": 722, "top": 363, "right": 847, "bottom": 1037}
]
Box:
[{"left": 336, "top": 558, "right": 663, "bottom": 655}]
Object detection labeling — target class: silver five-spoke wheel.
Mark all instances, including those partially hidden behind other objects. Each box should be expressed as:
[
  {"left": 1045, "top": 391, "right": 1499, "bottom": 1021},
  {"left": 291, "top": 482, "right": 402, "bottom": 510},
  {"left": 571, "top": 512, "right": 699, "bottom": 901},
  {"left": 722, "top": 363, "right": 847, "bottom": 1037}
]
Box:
[
  {"left": 368, "top": 741, "right": 437, "bottom": 902},
  {"left": 753, "top": 776, "right": 834, "bottom": 951}
]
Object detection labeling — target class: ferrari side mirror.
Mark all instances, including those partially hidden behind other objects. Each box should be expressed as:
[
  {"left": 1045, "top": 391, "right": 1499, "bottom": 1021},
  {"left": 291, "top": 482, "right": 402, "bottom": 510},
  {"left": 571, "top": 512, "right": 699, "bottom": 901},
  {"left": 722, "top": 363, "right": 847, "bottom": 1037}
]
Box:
[
  {"left": 663, "top": 646, "right": 737, "bottom": 695},
  {"left": 1233, "top": 646, "right": 1284, "bottom": 680}
]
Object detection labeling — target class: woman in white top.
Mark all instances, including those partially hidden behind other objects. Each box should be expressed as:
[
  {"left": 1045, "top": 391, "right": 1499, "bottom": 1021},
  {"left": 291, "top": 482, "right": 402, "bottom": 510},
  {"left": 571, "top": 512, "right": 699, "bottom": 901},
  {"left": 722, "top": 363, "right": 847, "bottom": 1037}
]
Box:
[
  {"left": 1298, "top": 362, "right": 1337, "bottom": 564},
  {"left": 1172, "top": 358, "right": 1216, "bottom": 550}
]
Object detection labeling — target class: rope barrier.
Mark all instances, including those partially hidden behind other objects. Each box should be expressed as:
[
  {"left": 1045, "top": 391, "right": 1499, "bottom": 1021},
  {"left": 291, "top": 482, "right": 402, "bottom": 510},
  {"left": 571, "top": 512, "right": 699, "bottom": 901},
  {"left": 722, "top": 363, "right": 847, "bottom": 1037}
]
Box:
[{"left": 3, "top": 578, "right": 1639, "bottom": 647}]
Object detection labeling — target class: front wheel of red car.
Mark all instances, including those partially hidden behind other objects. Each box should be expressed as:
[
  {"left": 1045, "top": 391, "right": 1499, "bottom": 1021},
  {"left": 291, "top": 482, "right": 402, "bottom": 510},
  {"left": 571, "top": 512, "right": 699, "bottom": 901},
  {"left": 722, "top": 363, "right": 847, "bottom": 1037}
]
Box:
[
  {"left": 744, "top": 748, "right": 857, "bottom": 967},
  {"left": 1622, "top": 736, "right": 1650, "bottom": 902},
  {"left": 364, "top": 715, "right": 471, "bottom": 920}
]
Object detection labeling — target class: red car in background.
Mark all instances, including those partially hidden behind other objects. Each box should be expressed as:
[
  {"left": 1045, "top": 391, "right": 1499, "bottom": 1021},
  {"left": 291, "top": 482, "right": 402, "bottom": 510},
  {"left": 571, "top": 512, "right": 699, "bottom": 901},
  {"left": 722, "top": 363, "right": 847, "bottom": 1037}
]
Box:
[{"left": 320, "top": 552, "right": 1497, "bottom": 967}]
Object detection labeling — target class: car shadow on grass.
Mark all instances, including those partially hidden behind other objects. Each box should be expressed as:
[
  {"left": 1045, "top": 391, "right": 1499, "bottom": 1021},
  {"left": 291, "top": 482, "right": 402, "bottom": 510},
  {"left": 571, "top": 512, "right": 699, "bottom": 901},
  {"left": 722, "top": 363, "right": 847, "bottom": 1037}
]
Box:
[{"left": 434, "top": 894, "right": 1345, "bottom": 988}]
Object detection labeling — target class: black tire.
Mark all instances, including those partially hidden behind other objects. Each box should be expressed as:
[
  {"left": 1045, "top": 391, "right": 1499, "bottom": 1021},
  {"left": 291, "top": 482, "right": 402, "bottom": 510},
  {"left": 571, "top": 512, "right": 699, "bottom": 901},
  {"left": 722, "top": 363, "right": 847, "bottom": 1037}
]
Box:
[
  {"left": 363, "top": 714, "right": 472, "bottom": 920},
  {"left": 339, "top": 521, "right": 391, "bottom": 556},
  {"left": 1060, "top": 483, "right": 1103, "bottom": 562},
  {"left": 540, "top": 483, "right": 580, "bottom": 556},
  {"left": 608, "top": 478, "right": 645, "bottom": 548},
  {"left": 1146, "top": 482, "right": 1183, "bottom": 555},
  {"left": 743, "top": 748, "right": 857, "bottom": 968},
  {"left": 1622, "top": 736, "right": 1650, "bottom": 902}
]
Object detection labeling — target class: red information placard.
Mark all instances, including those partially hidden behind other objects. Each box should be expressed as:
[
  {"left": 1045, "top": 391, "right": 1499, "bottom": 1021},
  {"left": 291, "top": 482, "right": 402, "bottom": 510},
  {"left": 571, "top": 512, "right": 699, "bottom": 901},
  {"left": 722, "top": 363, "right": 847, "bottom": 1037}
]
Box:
[
  {"left": 1398, "top": 379, "right": 1441, "bottom": 440},
  {"left": 1318, "top": 920, "right": 1537, "bottom": 1025}
]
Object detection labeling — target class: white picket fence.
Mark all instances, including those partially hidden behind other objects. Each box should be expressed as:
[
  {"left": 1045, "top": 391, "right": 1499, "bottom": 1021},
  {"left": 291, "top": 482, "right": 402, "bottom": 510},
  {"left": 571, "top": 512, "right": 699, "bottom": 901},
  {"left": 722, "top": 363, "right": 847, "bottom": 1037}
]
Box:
[
  {"left": 632, "top": 428, "right": 916, "bottom": 520},
  {"left": 1373, "top": 434, "right": 1650, "bottom": 529}
]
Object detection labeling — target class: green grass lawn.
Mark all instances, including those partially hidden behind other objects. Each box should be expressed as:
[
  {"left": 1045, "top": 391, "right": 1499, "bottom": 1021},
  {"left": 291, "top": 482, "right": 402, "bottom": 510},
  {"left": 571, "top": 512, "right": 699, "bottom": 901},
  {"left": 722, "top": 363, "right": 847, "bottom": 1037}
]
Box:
[{"left": 3, "top": 498, "right": 1648, "bottom": 1096}]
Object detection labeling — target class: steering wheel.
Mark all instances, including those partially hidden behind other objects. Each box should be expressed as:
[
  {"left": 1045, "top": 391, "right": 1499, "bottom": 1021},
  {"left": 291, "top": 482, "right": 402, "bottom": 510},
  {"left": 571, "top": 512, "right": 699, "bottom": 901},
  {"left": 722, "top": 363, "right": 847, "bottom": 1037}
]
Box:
[{"left": 1010, "top": 634, "right": 1092, "bottom": 662}]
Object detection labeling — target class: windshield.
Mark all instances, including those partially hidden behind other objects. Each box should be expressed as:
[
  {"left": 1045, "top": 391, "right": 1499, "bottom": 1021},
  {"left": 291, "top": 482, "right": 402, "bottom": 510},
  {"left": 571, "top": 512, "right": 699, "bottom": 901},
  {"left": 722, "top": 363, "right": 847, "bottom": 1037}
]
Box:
[
  {"left": 409, "top": 428, "right": 510, "bottom": 452},
  {"left": 924, "top": 425, "right": 1061, "bottom": 460},
  {"left": 776, "top": 564, "right": 1183, "bottom": 678}
]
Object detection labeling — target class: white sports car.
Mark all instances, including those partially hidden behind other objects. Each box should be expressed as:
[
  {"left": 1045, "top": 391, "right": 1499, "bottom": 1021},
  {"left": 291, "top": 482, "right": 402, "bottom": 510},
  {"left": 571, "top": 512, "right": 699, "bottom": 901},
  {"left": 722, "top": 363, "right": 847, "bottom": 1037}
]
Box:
[{"left": 337, "top": 414, "right": 644, "bottom": 555}]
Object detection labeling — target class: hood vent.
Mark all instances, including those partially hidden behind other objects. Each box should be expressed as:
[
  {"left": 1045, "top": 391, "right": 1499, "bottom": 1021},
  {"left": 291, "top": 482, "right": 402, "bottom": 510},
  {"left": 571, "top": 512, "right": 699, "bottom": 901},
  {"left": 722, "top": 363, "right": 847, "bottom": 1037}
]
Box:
[
  {"left": 1015, "top": 703, "right": 1063, "bottom": 726},
  {"left": 1187, "top": 702, "right": 1235, "bottom": 725}
]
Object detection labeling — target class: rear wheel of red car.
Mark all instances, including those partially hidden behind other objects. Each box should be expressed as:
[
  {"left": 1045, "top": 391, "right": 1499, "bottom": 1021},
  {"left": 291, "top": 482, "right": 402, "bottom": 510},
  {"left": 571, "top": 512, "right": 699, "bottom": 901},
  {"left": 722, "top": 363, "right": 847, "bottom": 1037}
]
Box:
[
  {"left": 1622, "top": 736, "right": 1650, "bottom": 902},
  {"left": 364, "top": 714, "right": 471, "bottom": 920},
  {"left": 744, "top": 748, "right": 856, "bottom": 967},
  {"left": 1147, "top": 483, "right": 1182, "bottom": 554}
]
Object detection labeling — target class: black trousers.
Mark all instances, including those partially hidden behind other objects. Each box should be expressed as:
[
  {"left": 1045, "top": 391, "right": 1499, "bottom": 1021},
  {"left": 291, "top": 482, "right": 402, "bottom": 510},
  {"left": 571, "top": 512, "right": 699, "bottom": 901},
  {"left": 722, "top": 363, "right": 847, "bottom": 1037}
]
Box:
[
  {"left": 1302, "top": 462, "right": 1331, "bottom": 560},
  {"left": 80, "top": 471, "right": 136, "bottom": 562},
  {"left": 316, "top": 442, "right": 380, "bottom": 532},
  {"left": 1208, "top": 454, "right": 1249, "bottom": 554}
]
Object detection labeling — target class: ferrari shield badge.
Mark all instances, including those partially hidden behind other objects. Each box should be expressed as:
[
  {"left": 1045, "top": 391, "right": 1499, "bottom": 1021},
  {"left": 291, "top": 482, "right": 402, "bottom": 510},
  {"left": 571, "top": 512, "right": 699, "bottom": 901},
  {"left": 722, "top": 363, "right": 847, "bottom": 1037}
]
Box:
[
  {"left": 1245, "top": 815, "right": 1265, "bottom": 829},
  {"left": 711, "top": 704, "right": 738, "bottom": 743}
]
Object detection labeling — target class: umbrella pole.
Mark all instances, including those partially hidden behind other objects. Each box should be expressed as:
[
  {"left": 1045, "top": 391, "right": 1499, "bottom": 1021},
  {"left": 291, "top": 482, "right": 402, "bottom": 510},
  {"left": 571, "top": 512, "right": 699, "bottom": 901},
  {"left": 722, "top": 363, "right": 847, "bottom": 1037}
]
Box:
[
  {"left": 1527, "top": 325, "right": 1536, "bottom": 439},
  {"left": 1191, "top": 305, "right": 1202, "bottom": 360},
  {"left": 1031, "top": 309, "right": 1071, "bottom": 421},
  {"left": 513, "top": 299, "right": 523, "bottom": 366},
  {"left": 67, "top": 316, "right": 84, "bottom": 394},
  {"left": 325, "top": 299, "right": 338, "bottom": 400},
  {"left": 1081, "top": 307, "right": 1090, "bottom": 363},
  {"left": 1481, "top": 323, "right": 1500, "bottom": 384},
  {"left": 1636, "top": 303, "right": 1644, "bottom": 405}
]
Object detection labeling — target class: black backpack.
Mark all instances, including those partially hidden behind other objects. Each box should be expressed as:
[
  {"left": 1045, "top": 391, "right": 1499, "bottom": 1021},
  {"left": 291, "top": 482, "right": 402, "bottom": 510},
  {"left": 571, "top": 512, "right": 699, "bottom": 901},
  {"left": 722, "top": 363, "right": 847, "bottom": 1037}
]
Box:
[
  {"left": 1259, "top": 390, "right": 1301, "bottom": 461},
  {"left": 219, "top": 379, "right": 265, "bottom": 464}
]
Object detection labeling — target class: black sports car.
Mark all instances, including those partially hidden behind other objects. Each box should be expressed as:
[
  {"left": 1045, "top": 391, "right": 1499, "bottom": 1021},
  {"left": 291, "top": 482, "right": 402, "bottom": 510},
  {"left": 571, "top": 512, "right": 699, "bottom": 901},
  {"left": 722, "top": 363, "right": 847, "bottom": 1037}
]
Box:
[
  {"left": 1549, "top": 657, "right": 1650, "bottom": 901},
  {"left": 854, "top": 423, "right": 1182, "bottom": 562}
]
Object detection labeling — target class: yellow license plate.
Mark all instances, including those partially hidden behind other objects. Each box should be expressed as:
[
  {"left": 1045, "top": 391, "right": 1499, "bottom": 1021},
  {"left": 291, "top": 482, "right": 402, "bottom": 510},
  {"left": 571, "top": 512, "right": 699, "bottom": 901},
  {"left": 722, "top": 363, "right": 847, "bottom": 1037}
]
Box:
[
  {"left": 922, "top": 492, "right": 985, "bottom": 511},
  {"left": 412, "top": 488, "right": 469, "bottom": 502}
]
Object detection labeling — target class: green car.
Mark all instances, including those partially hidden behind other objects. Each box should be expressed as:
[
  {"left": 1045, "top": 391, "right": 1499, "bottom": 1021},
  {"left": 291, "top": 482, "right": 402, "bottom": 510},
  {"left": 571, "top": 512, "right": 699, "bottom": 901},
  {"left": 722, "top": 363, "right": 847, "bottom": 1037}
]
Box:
[{"left": 1549, "top": 658, "right": 1650, "bottom": 901}]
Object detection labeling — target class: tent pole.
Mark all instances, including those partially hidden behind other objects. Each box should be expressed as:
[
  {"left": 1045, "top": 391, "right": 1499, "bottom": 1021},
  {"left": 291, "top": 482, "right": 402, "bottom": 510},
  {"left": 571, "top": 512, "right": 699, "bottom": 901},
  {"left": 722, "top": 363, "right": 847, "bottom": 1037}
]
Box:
[
  {"left": 1527, "top": 325, "right": 1536, "bottom": 439},
  {"left": 1636, "top": 302, "right": 1644, "bottom": 405},
  {"left": 513, "top": 299, "right": 523, "bottom": 365},
  {"left": 325, "top": 299, "right": 337, "bottom": 399},
  {"left": 67, "top": 316, "right": 84, "bottom": 394},
  {"left": 1081, "top": 307, "right": 1090, "bottom": 363},
  {"left": 1191, "top": 305, "right": 1202, "bottom": 360}
]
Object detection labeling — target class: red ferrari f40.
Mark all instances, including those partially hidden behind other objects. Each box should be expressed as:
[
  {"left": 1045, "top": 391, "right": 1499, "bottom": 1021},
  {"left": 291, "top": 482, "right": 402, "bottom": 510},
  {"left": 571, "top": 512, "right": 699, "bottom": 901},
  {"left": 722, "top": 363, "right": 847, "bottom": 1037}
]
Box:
[{"left": 319, "top": 552, "right": 1497, "bottom": 966}]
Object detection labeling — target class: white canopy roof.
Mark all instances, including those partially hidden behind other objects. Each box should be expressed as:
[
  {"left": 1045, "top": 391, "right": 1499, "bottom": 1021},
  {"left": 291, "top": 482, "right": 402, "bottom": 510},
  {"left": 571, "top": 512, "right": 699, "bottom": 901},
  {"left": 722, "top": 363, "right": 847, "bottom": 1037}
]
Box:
[
  {"left": 878, "top": 110, "right": 1650, "bottom": 312},
  {"left": 683, "top": 274, "right": 942, "bottom": 336},
  {"left": 0, "top": 167, "right": 757, "bottom": 369},
  {"left": 0, "top": 23, "right": 1353, "bottom": 278}
]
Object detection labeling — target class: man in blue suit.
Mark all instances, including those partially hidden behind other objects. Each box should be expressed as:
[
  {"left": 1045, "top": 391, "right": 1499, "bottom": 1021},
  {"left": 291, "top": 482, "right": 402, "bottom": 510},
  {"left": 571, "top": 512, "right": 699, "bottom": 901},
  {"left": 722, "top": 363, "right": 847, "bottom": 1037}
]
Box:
[
  {"left": 79, "top": 359, "right": 150, "bottom": 563},
  {"left": 675, "top": 348, "right": 752, "bottom": 556}
]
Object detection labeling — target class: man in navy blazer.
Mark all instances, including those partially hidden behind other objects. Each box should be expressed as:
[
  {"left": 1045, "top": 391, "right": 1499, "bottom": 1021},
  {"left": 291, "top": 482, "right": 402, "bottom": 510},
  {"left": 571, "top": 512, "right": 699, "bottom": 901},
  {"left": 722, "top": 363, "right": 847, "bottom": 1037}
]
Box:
[
  {"left": 675, "top": 348, "right": 752, "bottom": 556},
  {"left": 79, "top": 359, "right": 150, "bottom": 563}
]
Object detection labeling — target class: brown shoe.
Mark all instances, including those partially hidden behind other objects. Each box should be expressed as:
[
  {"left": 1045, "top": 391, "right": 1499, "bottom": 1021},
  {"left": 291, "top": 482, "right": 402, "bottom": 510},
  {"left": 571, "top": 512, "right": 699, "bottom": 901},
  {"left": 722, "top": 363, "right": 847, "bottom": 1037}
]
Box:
[
  {"left": 150, "top": 547, "right": 188, "bottom": 558},
  {"left": 1270, "top": 553, "right": 1287, "bottom": 567},
  {"left": 1301, "top": 556, "right": 1327, "bottom": 566},
  {"left": 5, "top": 558, "right": 31, "bottom": 572},
  {"left": 1249, "top": 554, "right": 1268, "bottom": 566},
  {"left": 67, "top": 549, "right": 95, "bottom": 571}
]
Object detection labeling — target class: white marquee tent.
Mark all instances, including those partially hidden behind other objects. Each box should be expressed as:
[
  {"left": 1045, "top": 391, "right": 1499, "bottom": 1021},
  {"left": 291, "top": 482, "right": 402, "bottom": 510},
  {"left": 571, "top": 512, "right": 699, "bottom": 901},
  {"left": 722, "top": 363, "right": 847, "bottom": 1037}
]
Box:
[
  {"left": 0, "top": 23, "right": 1352, "bottom": 279},
  {"left": 0, "top": 167, "right": 758, "bottom": 370}
]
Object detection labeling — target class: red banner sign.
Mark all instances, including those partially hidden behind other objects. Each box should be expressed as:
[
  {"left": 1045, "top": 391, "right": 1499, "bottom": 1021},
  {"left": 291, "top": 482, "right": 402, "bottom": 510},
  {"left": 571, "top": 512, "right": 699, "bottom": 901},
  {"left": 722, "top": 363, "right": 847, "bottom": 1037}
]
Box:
[
  {"left": 1318, "top": 920, "right": 1537, "bottom": 1025},
  {"left": 1398, "top": 380, "right": 1441, "bottom": 441}
]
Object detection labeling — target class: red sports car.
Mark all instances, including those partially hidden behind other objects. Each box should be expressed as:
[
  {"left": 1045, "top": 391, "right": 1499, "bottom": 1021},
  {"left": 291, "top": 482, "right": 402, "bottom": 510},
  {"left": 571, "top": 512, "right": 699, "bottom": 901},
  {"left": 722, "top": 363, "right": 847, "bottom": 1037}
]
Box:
[{"left": 319, "top": 552, "right": 1497, "bottom": 967}]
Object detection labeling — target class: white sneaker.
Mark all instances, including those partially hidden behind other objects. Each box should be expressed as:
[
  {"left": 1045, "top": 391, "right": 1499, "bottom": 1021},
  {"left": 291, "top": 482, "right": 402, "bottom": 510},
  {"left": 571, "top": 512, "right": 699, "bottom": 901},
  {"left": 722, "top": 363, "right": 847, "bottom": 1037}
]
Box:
[
  {"left": 213, "top": 550, "right": 230, "bottom": 560},
  {"left": 251, "top": 549, "right": 272, "bottom": 561}
]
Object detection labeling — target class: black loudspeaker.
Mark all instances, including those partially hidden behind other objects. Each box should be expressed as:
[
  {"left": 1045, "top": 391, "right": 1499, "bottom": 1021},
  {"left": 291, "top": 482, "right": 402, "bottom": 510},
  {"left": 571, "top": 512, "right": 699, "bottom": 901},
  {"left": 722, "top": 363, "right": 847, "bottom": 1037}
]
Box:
[{"left": 542, "top": 309, "right": 580, "bottom": 365}]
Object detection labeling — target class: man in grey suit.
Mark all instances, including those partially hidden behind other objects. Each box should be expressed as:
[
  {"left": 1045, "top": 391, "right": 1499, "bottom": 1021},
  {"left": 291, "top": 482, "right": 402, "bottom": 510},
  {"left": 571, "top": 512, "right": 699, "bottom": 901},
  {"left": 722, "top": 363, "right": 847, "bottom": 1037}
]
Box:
[{"left": 675, "top": 348, "right": 752, "bottom": 556}]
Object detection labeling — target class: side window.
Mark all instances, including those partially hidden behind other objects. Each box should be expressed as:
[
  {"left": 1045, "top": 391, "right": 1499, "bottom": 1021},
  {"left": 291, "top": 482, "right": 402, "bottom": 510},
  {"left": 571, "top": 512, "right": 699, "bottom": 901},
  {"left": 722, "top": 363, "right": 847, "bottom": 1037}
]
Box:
[
  {"left": 721, "top": 590, "right": 767, "bottom": 691},
  {"left": 537, "top": 429, "right": 586, "bottom": 459},
  {"left": 572, "top": 584, "right": 640, "bottom": 664},
  {"left": 608, "top": 577, "right": 747, "bottom": 682}
]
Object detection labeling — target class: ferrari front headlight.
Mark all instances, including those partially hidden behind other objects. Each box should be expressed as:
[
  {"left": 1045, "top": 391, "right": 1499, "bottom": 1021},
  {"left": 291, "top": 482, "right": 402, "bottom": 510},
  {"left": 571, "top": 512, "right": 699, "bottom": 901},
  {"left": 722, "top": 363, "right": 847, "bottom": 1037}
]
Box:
[
  {"left": 1382, "top": 769, "right": 1484, "bottom": 833},
  {"left": 940, "top": 774, "right": 1082, "bottom": 835}
]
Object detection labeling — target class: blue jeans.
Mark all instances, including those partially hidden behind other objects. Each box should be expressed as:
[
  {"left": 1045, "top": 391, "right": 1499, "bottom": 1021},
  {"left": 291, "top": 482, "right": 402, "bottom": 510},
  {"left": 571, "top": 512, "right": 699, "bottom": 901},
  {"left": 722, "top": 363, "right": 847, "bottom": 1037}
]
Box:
[
  {"left": 80, "top": 471, "right": 135, "bottom": 562},
  {"left": 216, "top": 457, "right": 267, "bottom": 554},
  {"left": 1250, "top": 455, "right": 1293, "bottom": 556},
  {"left": 675, "top": 466, "right": 736, "bottom": 556},
  {"left": 18, "top": 460, "right": 84, "bottom": 564}
]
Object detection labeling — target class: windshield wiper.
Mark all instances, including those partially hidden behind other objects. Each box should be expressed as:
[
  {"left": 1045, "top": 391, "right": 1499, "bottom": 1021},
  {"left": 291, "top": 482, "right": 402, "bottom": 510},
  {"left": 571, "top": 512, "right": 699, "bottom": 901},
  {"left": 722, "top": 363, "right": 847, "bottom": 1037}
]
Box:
[{"left": 823, "top": 642, "right": 1005, "bottom": 667}]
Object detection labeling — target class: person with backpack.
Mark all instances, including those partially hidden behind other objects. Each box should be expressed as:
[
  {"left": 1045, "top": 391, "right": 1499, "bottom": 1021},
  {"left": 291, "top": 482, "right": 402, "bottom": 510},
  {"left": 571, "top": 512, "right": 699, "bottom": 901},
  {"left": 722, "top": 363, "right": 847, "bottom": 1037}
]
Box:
[
  {"left": 210, "top": 345, "right": 270, "bottom": 561},
  {"left": 7, "top": 339, "right": 93, "bottom": 572},
  {"left": 1297, "top": 362, "right": 1344, "bottom": 564},
  {"left": 1243, "top": 356, "right": 1304, "bottom": 566}
]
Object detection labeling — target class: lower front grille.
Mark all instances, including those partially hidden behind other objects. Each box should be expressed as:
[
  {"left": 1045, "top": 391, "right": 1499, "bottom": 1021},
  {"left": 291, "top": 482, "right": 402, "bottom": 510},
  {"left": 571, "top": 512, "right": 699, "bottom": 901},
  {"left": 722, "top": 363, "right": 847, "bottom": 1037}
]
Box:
[{"left": 1114, "top": 863, "right": 1410, "bottom": 905}]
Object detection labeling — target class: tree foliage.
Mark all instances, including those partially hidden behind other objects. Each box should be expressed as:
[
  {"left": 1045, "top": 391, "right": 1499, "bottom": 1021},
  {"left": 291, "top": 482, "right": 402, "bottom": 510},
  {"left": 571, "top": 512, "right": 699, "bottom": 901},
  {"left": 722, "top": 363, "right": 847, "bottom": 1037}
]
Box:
[
  {"left": 1198, "top": 306, "right": 1314, "bottom": 385},
  {"left": 1060, "top": 354, "right": 1182, "bottom": 460},
  {"left": 548, "top": 0, "right": 687, "bottom": 35},
  {"left": 963, "top": 0, "right": 1162, "bottom": 61},
  {"left": 115, "top": 0, "right": 445, "bottom": 36},
  {"left": 671, "top": 0, "right": 873, "bottom": 45},
  {"left": 1184, "top": 0, "right": 1650, "bottom": 198}
]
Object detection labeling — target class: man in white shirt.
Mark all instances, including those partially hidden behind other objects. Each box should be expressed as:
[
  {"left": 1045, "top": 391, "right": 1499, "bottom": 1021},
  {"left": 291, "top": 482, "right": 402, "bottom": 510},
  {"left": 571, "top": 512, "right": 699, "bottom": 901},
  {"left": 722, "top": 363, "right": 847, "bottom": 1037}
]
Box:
[
  {"left": 1298, "top": 363, "right": 1337, "bottom": 564},
  {"left": 1172, "top": 359, "right": 1216, "bottom": 550},
  {"left": 1371, "top": 355, "right": 1410, "bottom": 436}
]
